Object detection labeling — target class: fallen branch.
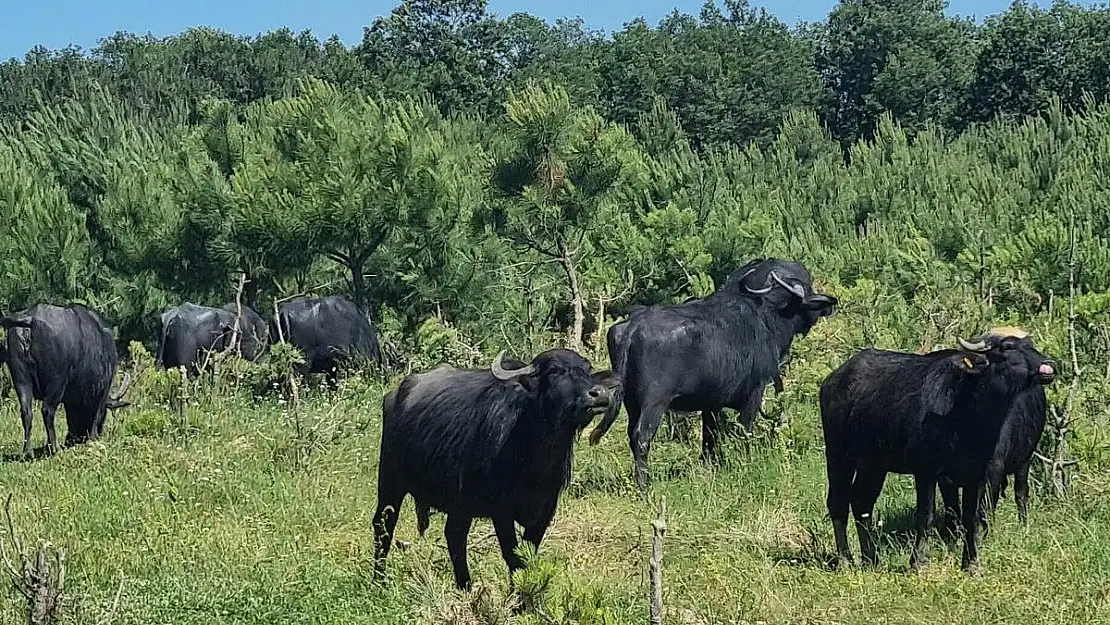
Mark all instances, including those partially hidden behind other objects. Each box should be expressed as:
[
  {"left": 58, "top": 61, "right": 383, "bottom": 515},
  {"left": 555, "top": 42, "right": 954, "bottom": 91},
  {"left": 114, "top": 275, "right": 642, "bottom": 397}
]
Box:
[{"left": 0, "top": 494, "right": 66, "bottom": 625}]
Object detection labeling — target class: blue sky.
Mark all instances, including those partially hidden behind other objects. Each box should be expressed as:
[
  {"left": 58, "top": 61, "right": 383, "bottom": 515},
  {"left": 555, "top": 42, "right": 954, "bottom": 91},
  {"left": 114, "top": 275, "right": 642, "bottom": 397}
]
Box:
[{"left": 0, "top": 0, "right": 1073, "bottom": 62}]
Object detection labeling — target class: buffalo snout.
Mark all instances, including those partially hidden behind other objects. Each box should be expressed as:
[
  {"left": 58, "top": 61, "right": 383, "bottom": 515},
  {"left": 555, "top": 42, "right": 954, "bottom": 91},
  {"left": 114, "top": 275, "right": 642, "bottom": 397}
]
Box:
[
  {"left": 585, "top": 377, "right": 620, "bottom": 411},
  {"left": 1036, "top": 359, "right": 1057, "bottom": 384}
]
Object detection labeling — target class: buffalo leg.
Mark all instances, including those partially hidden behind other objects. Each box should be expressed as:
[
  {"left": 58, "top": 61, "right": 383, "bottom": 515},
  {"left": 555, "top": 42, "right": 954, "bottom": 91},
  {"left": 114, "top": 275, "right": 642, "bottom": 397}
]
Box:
[
  {"left": 445, "top": 514, "right": 474, "bottom": 591},
  {"left": 910, "top": 474, "right": 937, "bottom": 570},
  {"left": 372, "top": 487, "right": 405, "bottom": 566},
  {"left": 522, "top": 498, "right": 557, "bottom": 553},
  {"left": 825, "top": 453, "right": 854, "bottom": 567},
  {"left": 960, "top": 480, "right": 985, "bottom": 574},
  {"left": 41, "top": 402, "right": 59, "bottom": 455},
  {"left": 737, "top": 386, "right": 766, "bottom": 434},
  {"left": 850, "top": 468, "right": 887, "bottom": 567},
  {"left": 700, "top": 409, "right": 722, "bottom": 465},
  {"left": 631, "top": 399, "right": 666, "bottom": 491},
  {"left": 492, "top": 516, "right": 524, "bottom": 584},
  {"left": 16, "top": 388, "right": 34, "bottom": 458},
  {"left": 1013, "top": 464, "right": 1032, "bottom": 524},
  {"left": 981, "top": 461, "right": 1006, "bottom": 536},
  {"left": 938, "top": 478, "right": 961, "bottom": 540},
  {"left": 63, "top": 407, "right": 89, "bottom": 448},
  {"left": 92, "top": 401, "right": 109, "bottom": 440},
  {"left": 416, "top": 501, "right": 431, "bottom": 539}
]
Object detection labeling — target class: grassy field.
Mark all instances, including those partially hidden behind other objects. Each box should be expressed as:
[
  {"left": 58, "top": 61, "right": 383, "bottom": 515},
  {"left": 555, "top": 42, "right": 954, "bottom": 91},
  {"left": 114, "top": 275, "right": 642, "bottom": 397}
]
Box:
[{"left": 1, "top": 358, "right": 1109, "bottom": 625}]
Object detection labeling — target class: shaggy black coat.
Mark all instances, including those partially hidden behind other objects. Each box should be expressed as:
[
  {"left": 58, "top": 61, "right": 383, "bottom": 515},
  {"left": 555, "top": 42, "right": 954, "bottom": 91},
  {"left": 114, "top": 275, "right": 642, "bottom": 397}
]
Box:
[
  {"left": 157, "top": 302, "right": 269, "bottom": 373},
  {"left": 372, "top": 349, "right": 618, "bottom": 590},
  {"left": 271, "top": 295, "right": 381, "bottom": 383},
  {"left": 819, "top": 331, "right": 1056, "bottom": 573},
  {"left": 2, "top": 303, "right": 129, "bottom": 457},
  {"left": 591, "top": 258, "right": 837, "bottom": 490}
]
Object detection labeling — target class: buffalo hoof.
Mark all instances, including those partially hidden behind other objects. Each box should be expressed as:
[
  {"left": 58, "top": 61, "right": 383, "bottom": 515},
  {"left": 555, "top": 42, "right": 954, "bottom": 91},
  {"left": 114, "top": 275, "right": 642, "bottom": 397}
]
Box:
[
  {"left": 962, "top": 560, "right": 982, "bottom": 577},
  {"left": 833, "top": 554, "right": 853, "bottom": 571}
]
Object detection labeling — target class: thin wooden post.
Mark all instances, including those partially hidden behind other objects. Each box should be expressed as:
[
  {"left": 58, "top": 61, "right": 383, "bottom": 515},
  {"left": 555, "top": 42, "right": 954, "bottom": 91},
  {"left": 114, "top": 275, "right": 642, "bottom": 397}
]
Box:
[{"left": 650, "top": 497, "right": 666, "bottom": 625}]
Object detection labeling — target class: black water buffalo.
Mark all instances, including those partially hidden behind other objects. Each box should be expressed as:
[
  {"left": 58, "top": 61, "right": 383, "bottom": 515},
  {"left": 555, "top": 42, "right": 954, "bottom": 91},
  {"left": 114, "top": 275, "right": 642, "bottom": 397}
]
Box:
[
  {"left": 406, "top": 356, "right": 621, "bottom": 541},
  {"left": 272, "top": 295, "right": 381, "bottom": 385},
  {"left": 819, "top": 327, "right": 1056, "bottom": 573},
  {"left": 372, "top": 349, "right": 619, "bottom": 590},
  {"left": 939, "top": 369, "right": 1048, "bottom": 534},
  {"left": 157, "top": 302, "right": 269, "bottom": 373},
  {"left": 2, "top": 304, "right": 132, "bottom": 457},
  {"left": 591, "top": 258, "right": 837, "bottom": 490},
  {"left": 220, "top": 302, "right": 269, "bottom": 361}
]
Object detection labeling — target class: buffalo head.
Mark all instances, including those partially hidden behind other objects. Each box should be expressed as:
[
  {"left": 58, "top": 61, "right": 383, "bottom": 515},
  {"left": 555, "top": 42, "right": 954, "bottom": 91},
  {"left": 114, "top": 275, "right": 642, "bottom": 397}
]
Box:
[
  {"left": 490, "top": 349, "right": 619, "bottom": 428},
  {"left": 729, "top": 258, "right": 838, "bottom": 327},
  {"left": 922, "top": 326, "right": 1055, "bottom": 417},
  {"left": 956, "top": 326, "right": 1056, "bottom": 388}
]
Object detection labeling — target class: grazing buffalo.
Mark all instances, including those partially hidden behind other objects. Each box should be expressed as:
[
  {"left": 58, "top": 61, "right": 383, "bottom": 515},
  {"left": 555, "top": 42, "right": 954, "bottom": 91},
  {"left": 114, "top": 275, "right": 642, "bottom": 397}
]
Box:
[
  {"left": 819, "top": 327, "right": 1056, "bottom": 573},
  {"left": 372, "top": 349, "right": 619, "bottom": 590},
  {"left": 591, "top": 258, "right": 837, "bottom": 490},
  {"left": 157, "top": 302, "right": 269, "bottom": 373},
  {"left": 939, "top": 363, "right": 1048, "bottom": 534},
  {"left": 272, "top": 295, "right": 381, "bottom": 385},
  {"left": 2, "top": 304, "right": 132, "bottom": 457},
  {"left": 220, "top": 302, "right": 269, "bottom": 361}
]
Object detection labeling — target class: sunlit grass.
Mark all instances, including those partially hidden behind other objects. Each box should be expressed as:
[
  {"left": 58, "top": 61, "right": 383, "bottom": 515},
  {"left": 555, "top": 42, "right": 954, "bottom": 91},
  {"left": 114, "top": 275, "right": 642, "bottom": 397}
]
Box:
[{"left": 0, "top": 372, "right": 1107, "bottom": 624}]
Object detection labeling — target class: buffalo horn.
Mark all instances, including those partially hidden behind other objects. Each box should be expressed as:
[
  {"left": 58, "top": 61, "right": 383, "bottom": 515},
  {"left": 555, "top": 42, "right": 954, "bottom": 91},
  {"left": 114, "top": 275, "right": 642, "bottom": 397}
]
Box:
[
  {"left": 734, "top": 265, "right": 759, "bottom": 282},
  {"left": 957, "top": 338, "right": 989, "bottom": 353},
  {"left": 770, "top": 271, "right": 806, "bottom": 298},
  {"left": 491, "top": 350, "right": 536, "bottom": 381},
  {"left": 111, "top": 371, "right": 133, "bottom": 401}
]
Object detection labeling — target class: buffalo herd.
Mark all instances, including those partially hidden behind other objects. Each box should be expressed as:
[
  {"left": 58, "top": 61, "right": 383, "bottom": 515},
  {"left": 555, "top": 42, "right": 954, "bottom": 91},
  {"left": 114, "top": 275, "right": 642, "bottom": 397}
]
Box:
[{"left": 0, "top": 258, "right": 1060, "bottom": 589}]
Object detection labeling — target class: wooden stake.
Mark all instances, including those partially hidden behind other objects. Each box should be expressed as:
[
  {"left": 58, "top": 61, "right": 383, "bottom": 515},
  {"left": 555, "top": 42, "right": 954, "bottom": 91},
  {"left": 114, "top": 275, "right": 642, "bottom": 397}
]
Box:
[{"left": 650, "top": 497, "right": 666, "bottom": 625}]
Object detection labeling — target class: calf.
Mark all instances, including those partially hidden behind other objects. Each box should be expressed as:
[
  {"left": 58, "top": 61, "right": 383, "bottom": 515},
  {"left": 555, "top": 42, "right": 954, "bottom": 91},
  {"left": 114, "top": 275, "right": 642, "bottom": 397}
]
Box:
[
  {"left": 2, "top": 304, "right": 132, "bottom": 457},
  {"left": 939, "top": 381, "right": 1047, "bottom": 534},
  {"left": 819, "top": 327, "right": 1056, "bottom": 573},
  {"left": 373, "top": 349, "right": 619, "bottom": 590}
]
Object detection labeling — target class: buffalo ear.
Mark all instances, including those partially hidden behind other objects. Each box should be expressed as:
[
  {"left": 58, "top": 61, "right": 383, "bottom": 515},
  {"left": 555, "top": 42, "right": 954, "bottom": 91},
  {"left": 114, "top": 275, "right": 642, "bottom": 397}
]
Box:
[
  {"left": 514, "top": 372, "right": 539, "bottom": 394},
  {"left": 922, "top": 354, "right": 988, "bottom": 416},
  {"left": 802, "top": 293, "right": 837, "bottom": 317}
]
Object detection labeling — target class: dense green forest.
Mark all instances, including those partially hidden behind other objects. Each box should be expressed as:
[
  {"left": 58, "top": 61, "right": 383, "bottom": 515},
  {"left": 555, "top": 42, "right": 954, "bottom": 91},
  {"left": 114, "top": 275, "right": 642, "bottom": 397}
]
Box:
[
  {"left": 3, "top": 1, "right": 1110, "bottom": 622},
  {"left": 3, "top": 0, "right": 1110, "bottom": 359}
]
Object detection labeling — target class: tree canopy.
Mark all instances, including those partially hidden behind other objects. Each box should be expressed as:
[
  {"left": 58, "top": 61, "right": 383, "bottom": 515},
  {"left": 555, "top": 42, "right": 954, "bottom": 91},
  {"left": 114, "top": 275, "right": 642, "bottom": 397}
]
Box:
[{"left": 0, "top": 0, "right": 1108, "bottom": 370}]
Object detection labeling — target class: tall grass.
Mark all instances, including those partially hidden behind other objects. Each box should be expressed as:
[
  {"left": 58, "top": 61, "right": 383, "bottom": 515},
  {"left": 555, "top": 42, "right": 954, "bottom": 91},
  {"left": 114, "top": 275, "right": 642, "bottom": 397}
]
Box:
[{"left": 1, "top": 323, "right": 1107, "bottom": 625}]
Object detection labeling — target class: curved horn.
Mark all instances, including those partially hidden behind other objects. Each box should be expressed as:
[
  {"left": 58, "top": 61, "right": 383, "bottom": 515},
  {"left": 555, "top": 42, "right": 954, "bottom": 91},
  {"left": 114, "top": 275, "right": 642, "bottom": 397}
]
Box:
[
  {"left": 734, "top": 265, "right": 759, "bottom": 283},
  {"left": 770, "top": 271, "right": 806, "bottom": 298},
  {"left": 958, "top": 337, "right": 989, "bottom": 353},
  {"left": 110, "top": 371, "right": 132, "bottom": 401},
  {"left": 490, "top": 350, "right": 535, "bottom": 381},
  {"left": 743, "top": 284, "right": 773, "bottom": 294}
]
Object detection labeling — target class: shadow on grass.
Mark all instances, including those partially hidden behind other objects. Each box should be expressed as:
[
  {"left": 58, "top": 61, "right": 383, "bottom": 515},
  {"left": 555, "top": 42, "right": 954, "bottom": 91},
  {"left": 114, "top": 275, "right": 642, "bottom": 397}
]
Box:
[
  {"left": 0, "top": 444, "right": 56, "bottom": 464},
  {"left": 770, "top": 506, "right": 966, "bottom": 573}
]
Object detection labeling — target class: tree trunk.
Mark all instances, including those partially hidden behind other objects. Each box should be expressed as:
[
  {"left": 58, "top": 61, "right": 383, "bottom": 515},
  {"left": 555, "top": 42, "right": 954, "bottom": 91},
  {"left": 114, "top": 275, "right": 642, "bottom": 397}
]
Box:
[
  {"left": 349, "top": 255, "right": 368, "bottom": 312},
  {"left": 558, "top": 241, "right": 584, "bottom": 351}
]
